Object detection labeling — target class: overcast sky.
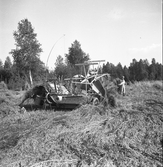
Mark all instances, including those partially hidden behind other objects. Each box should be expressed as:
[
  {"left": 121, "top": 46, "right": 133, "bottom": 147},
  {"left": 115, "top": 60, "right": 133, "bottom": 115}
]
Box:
[{"left": 0, "top": 0, "right": 162, "bottom": 69}]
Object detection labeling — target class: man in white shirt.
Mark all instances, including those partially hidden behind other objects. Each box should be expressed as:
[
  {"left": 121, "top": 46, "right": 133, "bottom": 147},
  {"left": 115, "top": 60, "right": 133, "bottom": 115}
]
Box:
[{"left": 119, "top": 76, "right": 125, "bottom": 96}]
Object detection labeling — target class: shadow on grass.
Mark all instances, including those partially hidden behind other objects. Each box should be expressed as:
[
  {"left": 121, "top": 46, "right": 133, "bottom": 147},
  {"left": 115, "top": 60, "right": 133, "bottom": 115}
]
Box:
[
  {"left": 0, "top": 133, "right": 21, "bottom": 150},
  {"left": 21, "top": 104, "right": 73, "bottom": 112},
  {"left": 145, "top": 99, "right": 163, "bottom": 113},
  {"left": 145, "top": 99, "right": 163, "bottom": 107}
]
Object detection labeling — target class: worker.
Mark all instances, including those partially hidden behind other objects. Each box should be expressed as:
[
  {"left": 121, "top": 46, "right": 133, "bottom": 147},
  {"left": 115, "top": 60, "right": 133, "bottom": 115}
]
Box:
[{"left": 119, "top": 76, "right": 125, "bottom": 96}]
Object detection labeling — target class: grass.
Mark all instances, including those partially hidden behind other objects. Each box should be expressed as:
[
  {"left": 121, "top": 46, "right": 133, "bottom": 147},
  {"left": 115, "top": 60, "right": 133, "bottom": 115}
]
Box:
[{"left": 0, "top": 80, "right": 163, "bottom": 167}]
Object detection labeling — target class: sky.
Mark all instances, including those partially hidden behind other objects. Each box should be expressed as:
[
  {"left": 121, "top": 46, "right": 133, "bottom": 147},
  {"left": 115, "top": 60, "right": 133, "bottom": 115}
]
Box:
[{"left": 0, "top": 0, "right": 162, "bottom": 69}]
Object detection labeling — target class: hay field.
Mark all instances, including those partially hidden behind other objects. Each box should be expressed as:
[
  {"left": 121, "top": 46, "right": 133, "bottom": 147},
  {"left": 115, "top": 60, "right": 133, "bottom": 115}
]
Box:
[{"left": 0, "top": 81, "right": 163, "bottom": 167}]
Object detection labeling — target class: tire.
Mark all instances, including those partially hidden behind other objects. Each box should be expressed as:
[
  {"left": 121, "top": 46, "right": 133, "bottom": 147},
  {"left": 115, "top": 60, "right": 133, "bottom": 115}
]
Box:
[{"left": 93, "top": 97, "right": 100, "bottom": 106}]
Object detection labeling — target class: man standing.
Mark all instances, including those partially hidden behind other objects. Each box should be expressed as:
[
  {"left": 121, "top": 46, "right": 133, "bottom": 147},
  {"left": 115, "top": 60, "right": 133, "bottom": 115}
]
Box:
[{"left": 119, "top": 76, "right": 125, "bottom": 96}]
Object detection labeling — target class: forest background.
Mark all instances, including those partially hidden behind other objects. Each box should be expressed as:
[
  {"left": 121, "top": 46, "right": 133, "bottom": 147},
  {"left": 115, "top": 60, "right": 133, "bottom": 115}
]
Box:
[{"left": 0, "top": 19, "right": 162, "bottom": 90}]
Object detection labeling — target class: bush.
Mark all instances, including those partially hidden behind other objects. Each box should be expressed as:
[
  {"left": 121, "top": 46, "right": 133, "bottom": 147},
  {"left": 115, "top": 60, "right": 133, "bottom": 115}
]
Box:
[
  {"left": 7, "top": 78, "right": 24, "bottom": 90},
  {"left": 152, "top": 81, "right": 163, "bottom": 91},
  {"left": 0, "top": 81, "right": 7, "bottom": 89}
]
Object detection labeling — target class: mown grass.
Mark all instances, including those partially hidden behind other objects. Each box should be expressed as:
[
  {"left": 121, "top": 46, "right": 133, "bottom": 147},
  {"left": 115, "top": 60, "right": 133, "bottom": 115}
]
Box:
[{"left": 0, "top": 81, "right": 163, "bottom": 167}]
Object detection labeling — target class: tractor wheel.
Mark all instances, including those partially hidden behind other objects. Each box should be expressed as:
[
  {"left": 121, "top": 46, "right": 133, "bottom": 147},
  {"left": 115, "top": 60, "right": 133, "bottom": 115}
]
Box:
[{"left": 93, "top": 97, "right": 100, "bottom": 106}]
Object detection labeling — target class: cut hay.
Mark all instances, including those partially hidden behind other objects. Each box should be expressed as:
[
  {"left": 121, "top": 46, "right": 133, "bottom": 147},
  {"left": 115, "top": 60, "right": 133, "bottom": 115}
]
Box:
[{"left": 0, "top": 81, "right": 163, "bottom": 167}]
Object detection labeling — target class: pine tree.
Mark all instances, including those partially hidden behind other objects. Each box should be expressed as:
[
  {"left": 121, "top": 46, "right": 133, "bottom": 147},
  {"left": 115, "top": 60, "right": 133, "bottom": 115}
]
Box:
[
  {"left": 4, "top": 56, "right": 12, "bottom": 69},
  {"left": 65, "top": 40, "right": 89, "bottom": 76}
]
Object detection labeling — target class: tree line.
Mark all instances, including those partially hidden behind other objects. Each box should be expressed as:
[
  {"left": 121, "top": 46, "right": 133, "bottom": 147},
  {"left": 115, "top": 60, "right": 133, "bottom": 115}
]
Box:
[
  {"left": 0, "top": 19, "right": 162, "bottom": 90},
  {"left": 102, "top": 58, "right": 163, "bottom": 82}
]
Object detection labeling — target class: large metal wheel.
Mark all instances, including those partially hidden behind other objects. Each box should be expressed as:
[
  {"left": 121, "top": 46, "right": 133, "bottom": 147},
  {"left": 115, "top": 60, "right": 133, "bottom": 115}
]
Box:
[{"left": 92, "top": 97, "right": 100, "bottom": 106}]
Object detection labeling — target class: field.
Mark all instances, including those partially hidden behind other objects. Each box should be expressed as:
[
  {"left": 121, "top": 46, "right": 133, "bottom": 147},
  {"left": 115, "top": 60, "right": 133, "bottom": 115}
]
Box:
[{"left": 0, "top": 81, "right": 163, "bottom": 167}]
